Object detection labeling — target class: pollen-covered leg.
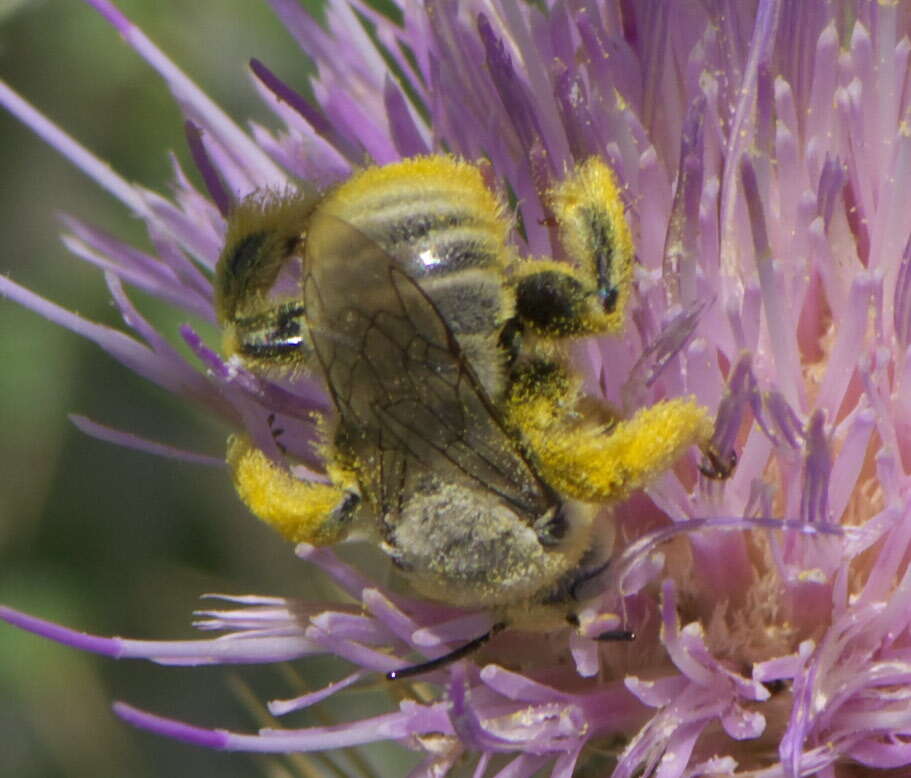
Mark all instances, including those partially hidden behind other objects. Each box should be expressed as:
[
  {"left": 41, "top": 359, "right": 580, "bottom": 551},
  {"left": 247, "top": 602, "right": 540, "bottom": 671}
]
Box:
[
  {"left": 513, "top": 158, "right": 633, "bottom": 338},
  {"left": 506, "top": 364, "right": 712, "bottom": 503},
  {"left": 226, "top": 436, "right": 358, "bottom": 545},
  {"left": 538, "top": 399, "right": 713, "bottom": 502}
]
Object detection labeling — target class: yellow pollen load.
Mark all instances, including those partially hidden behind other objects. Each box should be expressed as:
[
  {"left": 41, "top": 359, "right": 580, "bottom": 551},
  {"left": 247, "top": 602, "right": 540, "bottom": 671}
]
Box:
[
  {"left": 508, "top": 389, "right": 713, "bottom": 503},
  {"left": 227, "top": 436, "right": 348, "bottom": 546}
]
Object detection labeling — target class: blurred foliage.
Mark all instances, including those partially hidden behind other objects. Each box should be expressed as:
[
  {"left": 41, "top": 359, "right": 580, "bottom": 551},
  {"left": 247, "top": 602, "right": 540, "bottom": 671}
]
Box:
[{"left": 0, "top": 1, "right": 415, "bottom": 776}]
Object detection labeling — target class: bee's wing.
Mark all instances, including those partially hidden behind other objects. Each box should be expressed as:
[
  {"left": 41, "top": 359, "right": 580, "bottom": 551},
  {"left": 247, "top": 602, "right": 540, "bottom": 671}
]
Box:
[{"left": 302, "top": 212, "right": 554, "bottom": 519}]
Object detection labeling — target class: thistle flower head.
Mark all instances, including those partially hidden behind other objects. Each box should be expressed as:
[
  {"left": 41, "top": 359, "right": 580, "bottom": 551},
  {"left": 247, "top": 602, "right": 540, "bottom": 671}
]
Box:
[{"left": 3, "top": 1, "right": 911, "bottom": 775}]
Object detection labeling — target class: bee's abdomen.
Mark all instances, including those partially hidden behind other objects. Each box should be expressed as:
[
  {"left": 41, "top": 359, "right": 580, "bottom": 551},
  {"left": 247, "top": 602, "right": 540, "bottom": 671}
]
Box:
[
  {"left": 354, "top": 201, "right": 500, "bottom": 280},
  {"left": 323, "top": 156, "right": 513, "bottom": 339}
]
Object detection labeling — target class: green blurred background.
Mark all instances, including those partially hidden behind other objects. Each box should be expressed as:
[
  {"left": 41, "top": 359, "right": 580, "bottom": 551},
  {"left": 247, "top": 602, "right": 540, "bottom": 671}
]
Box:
[{"left": 0, "top": 1, "right": 414, "bottom": 776}]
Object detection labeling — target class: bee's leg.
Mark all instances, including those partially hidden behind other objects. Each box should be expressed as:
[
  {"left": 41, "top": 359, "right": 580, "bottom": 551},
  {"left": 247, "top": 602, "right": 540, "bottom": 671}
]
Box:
[
  {"left": 222, "top": 301, "right": 313, "bottom": 371},
  {"left": 506, "top": 363, "right": 713, "bottom": 504},
  {"left": 510, "top": 159, "right": 729, "bottom": 485},
  {"left": 226, "top": 436, "right": 359, "bottom": 545},
  {"left": 386, "top": 622, "right": 507, "bottom": 681},
  {"left": 513, "top": 158, "right": 633, "bottom": 339},
  {"left": 524, "top": 395, "right": 713, "bottom": 503}
]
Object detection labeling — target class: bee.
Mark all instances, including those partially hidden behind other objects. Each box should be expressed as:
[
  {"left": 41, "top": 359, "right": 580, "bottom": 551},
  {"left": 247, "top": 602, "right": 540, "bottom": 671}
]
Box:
[{"left": 215, "top": 156, "right": 718, "bottom": 678}]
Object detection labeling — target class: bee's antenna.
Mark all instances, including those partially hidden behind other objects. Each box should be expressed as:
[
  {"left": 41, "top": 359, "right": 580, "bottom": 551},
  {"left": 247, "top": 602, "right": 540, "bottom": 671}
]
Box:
[{"left": 386, "top": 622, "right": 507, "bottom": 681}]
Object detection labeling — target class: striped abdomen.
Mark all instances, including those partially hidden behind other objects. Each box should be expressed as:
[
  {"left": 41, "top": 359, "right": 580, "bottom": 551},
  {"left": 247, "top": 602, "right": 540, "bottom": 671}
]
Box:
[
  {"left": 320, "top": 157, "right": 513, "bottom": 338},
  {"left": 317, "top": 156, "right": 515, "bottom": 395}
]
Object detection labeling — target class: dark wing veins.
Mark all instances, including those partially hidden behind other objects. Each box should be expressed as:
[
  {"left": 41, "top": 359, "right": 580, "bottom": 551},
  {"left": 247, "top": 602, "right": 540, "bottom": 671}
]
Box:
[{"left": 302, "top": 212, "right": 555, "bottom": 521}]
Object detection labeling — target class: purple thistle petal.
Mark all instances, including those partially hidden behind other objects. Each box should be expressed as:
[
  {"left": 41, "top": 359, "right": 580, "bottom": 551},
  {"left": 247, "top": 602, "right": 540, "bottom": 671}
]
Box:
[
  {"left": 553, "top": 66, "right": 601, "bottom": 161},
  {"left": 116, "top": 699, "right": 453, "bottom": 751},
  {"left": 360, "top": 588, "right": 417, "bottom": 637},
  {"left": 0, "top": 79, "right": 146, "bottom": 212},
  {"left": 850, "top": 738, "right": 911, "bottom": 770},
  {"left": 756, "top": 61, "right": 774, "bottom": 160},
  {"left": 0, "top": 606, "right": 124, "bottom": 657},
  {"left": 625, "top": 675, "right": 687, "bottom": 709},
  {"left": 321, "top": 86, "right": 399, "bottom": 164},
  {"left": 411, "top": 612, "right": 494, "bottom": 649},
  {"left": 805, "top": 22, "right": 839, "bottom": 141},
  {"left": 659, "top": 581, "right": 713, "bottom": 688},
  {"left": 177, "top": 324, "right": 327, "bottom": 468},
  {"left": 83, "top": 0, "right": 286, "bottom": 190},
  {"left": 477, "top": 14, "right": 549, "bottom": 172},
  {"left": 827, "top": 407, "right": 875, "bottom": 522},
  {"left": 472, "top": 752, "right": 493, "bottom": 778},
  {"left": 148, "top": 223, "right": 217, "bottom": 306},
  {"left": 857, "top": 507, "right": 911, "bottom": 604},
  {"left": 69, "top": 414, "right": 224, "bottom": 467},
  {"left": 478, "top": 666, "right": 569, "bottom": 704},
  {"left": 753, "top": 645, "right": 808, "bottom": 684},
  {"left": 267, "top": 670, "right": 367, "bottom": 716},
  {"left": 105, "top": 274, "right": 197, "bottom": 374},
  {"left": 611, "top": 516, "right": 841, "bottom": 599},
  {"left": 449, "top": 667, "right": 585, "bottom": 756},
  {"left": 134, "top": 636, "right": 321, "bottom": 666},
  {"left": 194, "top": 605, "right": 298, "bottom": 633},
  {"left": 265, "top": 0, "right": 349, "bottom": 74},
  {"left": 663, "top": 96, "right": 705, "bottom": 306},
  {"left": 139, "top": 188, "right": 223, "bottom": 269},
  {"left": 0, "top": 604, "right": 318, "bottom": 665},
  {"left": 113, "top": 703, "right": 230, "bottom": 749},
  {"left": 614, "top": 694, "right": 713, "bottom": 778},
  {"left": 549, "top": 744, "right": 582, "bottom": 778},
  {"left": 718, "top": 0, "right": 781, "bottom": 263},
  {"left": 894, "top": 236, "right": 911, "bottom": 349},
  {"left": 816, "top": 273, "right": 877, "bottom": 417},
  {"left": 652, "top": 720, "right": 703, "bottom": 778},
  {"left": 58, "top": 216, "right": 213, "bottom": 321},
  {"left": 764, "top": 390, "right": 803, "bottom": 450},
  {"left": 542, "top": 3, "right": 572, "bottom": 73},
  {"left": 249, "top": 58, "right": 364, "bottom": 163},
  {"left": 347, "top": 2, "right": 428, "bottom": 93},
  {"left": 702, "top": 354, "right": 754, "bottom": 474},
  {"left": 305, "top": 624, "right": 405, "bottom": 675},
  {"left": 490, "top": 754, "right": 550, "bottom": 778},
  {"left": 799, "top": 410, "right": 831, "bottom": 525},
  {"left": 383, "top": 75, "right": 430, "bottom": 158},
  {"left": 733, "top": 278, "right": 762, "bottom": 354},
  {"left": 0, "top": 275, "right": 224, "bottom": 413},
  {"left": 740, "top": 157, "right": 803, "bottom": 409},
  {"left": 296, "top": 544, "right": 380, "bottom": 602},
  {"left": 621, "top": 301, "right": 704, "bottom": 407},
  {"left": 568, "top": 631, "right": 600, "bottom": 678},
  {"left": 183, "top": 120, "right": 231, "bottom": 217},
  {"left": 499, "top": 4, "right": 571, "bottom": 168},
  {"left": 306, "top": 610, "right": 393, "bottom": 646},
  {"left": 816, "top": 154, "right": 846, "bottom": 229}
]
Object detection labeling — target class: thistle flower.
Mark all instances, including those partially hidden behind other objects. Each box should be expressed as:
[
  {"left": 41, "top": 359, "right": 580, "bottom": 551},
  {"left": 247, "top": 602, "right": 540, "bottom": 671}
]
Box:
[{"left": 2, "top": 0, "right": 910, "bottom": 775}]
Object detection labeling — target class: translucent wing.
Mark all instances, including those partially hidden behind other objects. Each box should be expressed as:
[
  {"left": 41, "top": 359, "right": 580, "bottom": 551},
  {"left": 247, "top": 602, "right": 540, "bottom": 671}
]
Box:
[{"left": 302, "top": 212, "right": 555, "bottom": 521}]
